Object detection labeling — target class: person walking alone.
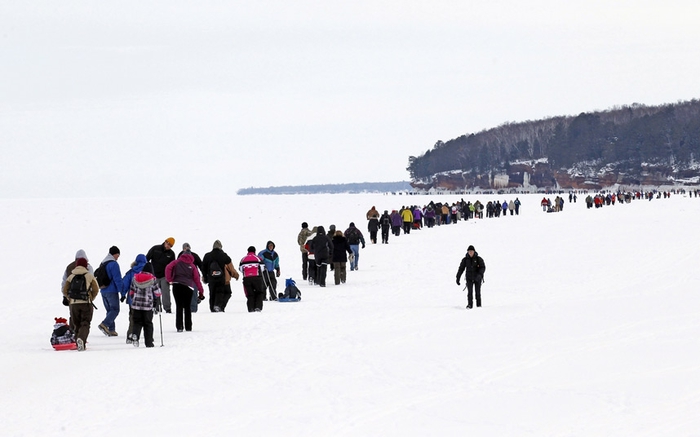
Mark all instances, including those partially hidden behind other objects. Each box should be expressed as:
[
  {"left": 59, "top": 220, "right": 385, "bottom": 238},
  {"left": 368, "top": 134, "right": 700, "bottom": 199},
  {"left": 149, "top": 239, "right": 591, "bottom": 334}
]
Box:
[{"left": 456, "top": 245, "right": 486, "bottom": 309}]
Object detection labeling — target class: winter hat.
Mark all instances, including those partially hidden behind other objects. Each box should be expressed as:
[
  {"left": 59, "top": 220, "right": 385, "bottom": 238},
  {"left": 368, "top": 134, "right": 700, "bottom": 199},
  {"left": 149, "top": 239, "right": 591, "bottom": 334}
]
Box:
[
  {"left": 75, "top": 249, "right": 88, "bottom": 262},
  {"left": 301, "top": 222, "right": 308, "bottom": 229},
  {"left": 182, "top": 242, "right": 191, "bottom": 251},
  {"left": 54, "top": 317, "right": 68, "bottom": 325},
  {"left": 109, "top": 246, "right": 120, "bottom": 255},
  {"left": 247, "top": 246, "right": 256, "bottom": 253},
  {"left": 213, "top": 240, "right": 222, "bottom": 249},
  {"left": 76, "top": 258, "right": 88, "bottom": 268},
  {"left": 349, "top": 222, "right": 355, "bottom": 227},
  {"left": 467, "top": 245, "right": 475, "bottom": 251},
  {"left": 165, "top": 237, "right": 175, "bottom": 247},
  {"left": 142, "top": 262, "right": 154, "bottom": 274}
]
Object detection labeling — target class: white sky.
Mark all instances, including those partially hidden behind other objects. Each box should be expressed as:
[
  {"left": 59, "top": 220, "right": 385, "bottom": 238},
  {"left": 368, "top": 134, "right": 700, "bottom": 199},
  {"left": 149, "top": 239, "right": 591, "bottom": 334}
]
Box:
[{"left": 1, "top": 1, "right": 699, "bottom": 197}]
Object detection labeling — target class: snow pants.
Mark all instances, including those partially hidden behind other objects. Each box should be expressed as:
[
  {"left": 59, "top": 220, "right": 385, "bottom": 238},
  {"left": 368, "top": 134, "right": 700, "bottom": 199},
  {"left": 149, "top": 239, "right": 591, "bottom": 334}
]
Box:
[
  {"left": 131, "top": 309, "right": 155, "bottom": 347},
  {"left": 243, "top": 276, "right": 265, "bottom": 312}
]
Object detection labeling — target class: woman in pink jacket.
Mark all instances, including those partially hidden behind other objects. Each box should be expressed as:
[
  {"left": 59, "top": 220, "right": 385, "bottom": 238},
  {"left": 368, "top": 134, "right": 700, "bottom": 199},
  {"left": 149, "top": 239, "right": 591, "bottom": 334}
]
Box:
[{"left": 165, "top": 252, "right": 204, "bottom": 332}]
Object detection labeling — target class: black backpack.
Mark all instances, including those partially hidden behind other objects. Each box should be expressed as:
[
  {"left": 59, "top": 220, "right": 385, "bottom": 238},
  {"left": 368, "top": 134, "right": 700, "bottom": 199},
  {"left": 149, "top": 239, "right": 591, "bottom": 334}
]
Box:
[
  {"left": 95, "top": 260, "right": 114, "bottom": 288},
  {"left": 208, "top": 260, "right": 225, "bottom": 284},
  {"left": 346, "top": 229, "right": 360, "bottom": 245},
  {"left": 68, "top": 273, "right": 89, "bottom": 301}
]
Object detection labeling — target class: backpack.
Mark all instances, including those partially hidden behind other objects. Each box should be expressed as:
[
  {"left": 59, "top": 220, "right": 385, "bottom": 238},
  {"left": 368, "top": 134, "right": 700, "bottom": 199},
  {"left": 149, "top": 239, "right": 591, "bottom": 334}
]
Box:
[
  {"left": 95, "top": 260, "right": 114, "bottom": 288},
  {"left": 346, "top": 228, "right": 360, "bottom": 245},
  {"left": 208, "top": 260, "right": 225, "bottom": 284},
  {"left": 68, "top": 273, "right": 89, "bottom": 301},
  {"left": 381, "top": 215, "right": 391, "bottom": 226}
]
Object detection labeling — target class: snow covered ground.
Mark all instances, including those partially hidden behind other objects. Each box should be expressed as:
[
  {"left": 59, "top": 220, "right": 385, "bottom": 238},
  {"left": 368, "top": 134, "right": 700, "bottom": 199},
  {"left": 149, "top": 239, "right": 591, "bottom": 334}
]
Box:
[{"left": 1, "top": 193, "right": 699, "bottom": 436}]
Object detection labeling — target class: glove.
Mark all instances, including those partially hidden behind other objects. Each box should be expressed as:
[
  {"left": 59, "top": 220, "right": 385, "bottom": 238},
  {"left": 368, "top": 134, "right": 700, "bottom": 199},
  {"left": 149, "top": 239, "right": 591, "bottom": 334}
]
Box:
[
  {"left": 62, "top": 296, "right": 70, "bottom": 306},
  {"left": 362, "top": 244, "right": 365, "bottom": 249},
  {"left": 475, "top": 275, "right": 483, "bottom": 283},
  {"left": 198, "top": 294, "right": 205, "bottom": 302},
  {"left": 154, "top": 297, "right": 162, "bottom": 313},
  {"left": 456, "top": 278, "right": 460, "bottom": 286},
  {"left": 120, "top": 295, "right": 126, "bottom": 303},
  {"left": 275, "top": 269, "right": 280, "bottom": 277}
]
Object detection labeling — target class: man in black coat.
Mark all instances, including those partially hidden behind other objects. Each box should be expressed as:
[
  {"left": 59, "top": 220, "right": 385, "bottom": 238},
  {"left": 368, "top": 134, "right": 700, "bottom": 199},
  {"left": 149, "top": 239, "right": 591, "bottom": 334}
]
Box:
[
  {"left": 146, "top": 237, "right": 176, "bottom": 313},
  {"left": 311, "top": 226, "right": 333, "bottom": 287},
  {"left": 202, "top": 240, "right": 238, "bottom": 312},
  {"left": 456, "top": 245, "right": 486, "bottom": 309}
]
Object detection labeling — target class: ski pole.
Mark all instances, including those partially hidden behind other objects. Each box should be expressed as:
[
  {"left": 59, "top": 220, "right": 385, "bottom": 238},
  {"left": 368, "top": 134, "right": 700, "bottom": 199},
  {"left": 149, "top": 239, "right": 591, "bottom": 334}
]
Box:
[{"left": 158, "top": 310, "right": 164, "bottom": 347}]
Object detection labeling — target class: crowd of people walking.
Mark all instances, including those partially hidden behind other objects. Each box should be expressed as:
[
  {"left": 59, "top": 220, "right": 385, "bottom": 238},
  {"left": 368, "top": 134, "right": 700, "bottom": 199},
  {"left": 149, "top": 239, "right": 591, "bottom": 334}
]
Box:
[
  {"left": 60, "top": 237, "right": 286, "bottom": 350},
  {"left": 58, "top": 189, "right": 691, "bottom": 351}
]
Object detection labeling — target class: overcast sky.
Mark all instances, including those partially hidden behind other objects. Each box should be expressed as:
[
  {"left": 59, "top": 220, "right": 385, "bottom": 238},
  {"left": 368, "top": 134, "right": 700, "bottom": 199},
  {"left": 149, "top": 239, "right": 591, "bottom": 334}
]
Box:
[{"left": 1, "top": 1, "right": 698, "bottom": 198}]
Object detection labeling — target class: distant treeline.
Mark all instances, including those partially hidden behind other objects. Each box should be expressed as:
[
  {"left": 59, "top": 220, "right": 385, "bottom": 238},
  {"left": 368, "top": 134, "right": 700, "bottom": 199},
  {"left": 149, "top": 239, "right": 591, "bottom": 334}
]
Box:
[
  {"left": 407, "top": 99, "right": 700, "bottom": 181},
  {"left": 237, "top": 182, "right": 413, "bottom": 195}
]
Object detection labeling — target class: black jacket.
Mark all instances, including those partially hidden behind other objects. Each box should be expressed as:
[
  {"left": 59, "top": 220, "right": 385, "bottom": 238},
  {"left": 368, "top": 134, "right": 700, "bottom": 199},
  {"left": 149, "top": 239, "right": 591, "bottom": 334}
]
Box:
[
  {"left": 456, "top": 252, "right": 486, "bottom": 282},
  {"left": 312, "top": 226, "right": 333, "bottom": 261},
  {"left": 202, "top": 248, "right": 233, "bottom": 284},
  {"left": 331, "top": 235, "right": 353, "bottom": 263},
  {"left": 146, "top": 243, "right": 176, "bottom": 279}
]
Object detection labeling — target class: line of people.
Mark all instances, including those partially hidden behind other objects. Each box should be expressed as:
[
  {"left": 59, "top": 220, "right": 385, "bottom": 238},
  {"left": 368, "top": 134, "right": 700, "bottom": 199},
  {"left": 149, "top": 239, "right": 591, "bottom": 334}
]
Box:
[{"left": 60, "top": 237, "right": 285, "bottom": 351}]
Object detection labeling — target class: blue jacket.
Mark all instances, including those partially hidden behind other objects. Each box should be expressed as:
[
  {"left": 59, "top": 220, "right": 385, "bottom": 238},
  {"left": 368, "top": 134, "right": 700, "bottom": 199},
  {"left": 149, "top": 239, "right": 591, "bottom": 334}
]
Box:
[
  {"left": 258, "top": 242, "right": 280, "bottom": 273},
  {"left": 122, "top": 254, "right": 147, "bottom": 303},
  {"left": 100, "top": 254, "right": 124, "bottom": 295}
]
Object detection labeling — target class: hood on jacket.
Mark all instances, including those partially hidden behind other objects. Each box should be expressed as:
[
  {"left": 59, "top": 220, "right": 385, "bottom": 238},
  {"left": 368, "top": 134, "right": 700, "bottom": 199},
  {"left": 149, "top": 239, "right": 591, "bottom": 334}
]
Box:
[
  {"left": 266, "top": 241, "right": 275, "bottom": 250},
  {"left": 75, "top": 249, "right": 88, "bottom": 262},
  {"left": 132, "top": 254, "right": 148, "bottom": 271},
  {"left": 134, "top": 271, "right": 156, "bottom": 284},
  {"left": 178, "top": 252, "right": 195, "bottom": 264},
  {"left": 316, "top": 226, "right": 325, "bottom": 236}
]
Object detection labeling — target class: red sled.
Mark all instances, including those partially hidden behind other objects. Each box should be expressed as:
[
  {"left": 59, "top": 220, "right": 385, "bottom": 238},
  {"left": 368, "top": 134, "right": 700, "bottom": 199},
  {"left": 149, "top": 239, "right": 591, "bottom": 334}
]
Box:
[{"left": 52, "top": 343, "right": 77, "bottom": 351}]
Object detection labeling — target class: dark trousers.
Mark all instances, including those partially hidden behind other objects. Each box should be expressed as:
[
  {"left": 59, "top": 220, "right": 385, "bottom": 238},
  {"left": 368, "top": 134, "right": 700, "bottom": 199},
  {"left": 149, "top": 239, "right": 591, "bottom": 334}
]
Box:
[
  {"left": 381, "top": 226, "right": 390, "bottom": 243},
  {"left": 209, "top": 282, "right": 231, "bottom": 311},
  {"left": 369, "top": 230, "right": 378, "bottom": 244},
  {"left": 403, "top": 222, "right": 411, "bottom": 234},
  {"left": 316, "top": 259, "right": 328, "bottom": 286},
  {"left": 243, "top": 276, "right": 265, "bottom": 312},
  {"left": 263, "top": 270, "right": 277, "bottom": 299},
  {"left": 333, "top": 262, "right": 347, "bottom": 284},
  {"left": 172, "top": 283, "right": 193, "bottom": 331},
  {"left": 131, "top": 309, "right": 155, "bottom": 347},
  {"left": 466, "top": 279, "right": 482, "bottom": 307},
  {"left": 301, "top": 252, "right": 309, "bottom": 280},
  {"left": 308, "top": 259, "right": 317, "bottom": 284},
  {"left": 70, "top": 302, "right": 94, "bottom": 343}
]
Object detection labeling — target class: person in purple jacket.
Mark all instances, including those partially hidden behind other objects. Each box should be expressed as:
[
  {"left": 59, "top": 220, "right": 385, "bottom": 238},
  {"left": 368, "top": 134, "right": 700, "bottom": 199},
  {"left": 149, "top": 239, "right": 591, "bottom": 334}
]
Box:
[
  {"left": 165, "top": 252, "right": 204, "bottom": 332},
  {"left": 390, "top": 210, "right": 402, "bottom": 236}
]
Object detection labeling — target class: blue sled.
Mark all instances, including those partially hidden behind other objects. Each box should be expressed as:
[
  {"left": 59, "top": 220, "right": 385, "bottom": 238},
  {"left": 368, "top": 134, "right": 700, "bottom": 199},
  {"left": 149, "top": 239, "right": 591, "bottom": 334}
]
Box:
[{"left": 278, "top": 297, "right": 301, "bottom": 302}]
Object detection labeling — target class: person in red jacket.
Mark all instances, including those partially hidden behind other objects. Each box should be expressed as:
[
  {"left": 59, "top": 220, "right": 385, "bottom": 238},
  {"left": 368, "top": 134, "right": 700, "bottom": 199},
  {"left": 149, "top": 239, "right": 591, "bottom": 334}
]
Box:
[
  {"left": 239, "top": 246, "right": 266, "bottom": 312},
  {"left": 165, "top": 252, "right": 204, "bottom": 332}
]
